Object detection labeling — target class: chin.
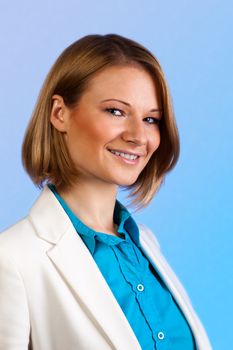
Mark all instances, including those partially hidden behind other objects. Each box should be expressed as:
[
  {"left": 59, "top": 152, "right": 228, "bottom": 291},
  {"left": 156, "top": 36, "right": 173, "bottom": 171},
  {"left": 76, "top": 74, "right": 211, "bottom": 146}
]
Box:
[{"left": 113, "top": 175, "right": 139, "bottom": 187}]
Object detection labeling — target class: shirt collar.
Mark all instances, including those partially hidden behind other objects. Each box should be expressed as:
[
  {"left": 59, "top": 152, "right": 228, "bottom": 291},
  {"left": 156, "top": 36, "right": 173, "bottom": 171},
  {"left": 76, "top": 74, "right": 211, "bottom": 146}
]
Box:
[{"left": 48, "top": 184, "right": 140, "bottom": 254}]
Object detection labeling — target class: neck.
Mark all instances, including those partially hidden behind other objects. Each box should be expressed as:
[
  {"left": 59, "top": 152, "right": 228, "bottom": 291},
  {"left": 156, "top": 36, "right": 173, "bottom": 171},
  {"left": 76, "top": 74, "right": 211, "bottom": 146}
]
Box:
[{"left": 57, "top": 180, "right": 119, "bottom": 235}]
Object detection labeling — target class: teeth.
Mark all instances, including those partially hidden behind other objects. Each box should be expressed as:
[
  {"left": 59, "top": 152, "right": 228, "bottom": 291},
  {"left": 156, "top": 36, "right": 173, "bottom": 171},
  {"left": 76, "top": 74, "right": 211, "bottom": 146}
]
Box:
[{"left": 110, "top": 150, "right": 138, "bottom": 160}]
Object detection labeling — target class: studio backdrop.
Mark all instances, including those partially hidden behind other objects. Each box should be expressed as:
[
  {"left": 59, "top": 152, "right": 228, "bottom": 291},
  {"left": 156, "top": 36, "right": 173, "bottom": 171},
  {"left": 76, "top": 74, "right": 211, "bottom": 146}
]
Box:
[{"left": 0, "top": 1, "right": 232, "bottom": 349}]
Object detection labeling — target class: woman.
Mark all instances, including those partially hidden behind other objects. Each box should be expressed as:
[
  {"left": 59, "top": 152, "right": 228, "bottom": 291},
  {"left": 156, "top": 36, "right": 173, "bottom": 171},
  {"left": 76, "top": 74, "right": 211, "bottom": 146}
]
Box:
[{"left": 0, "top": 34, "right": 212, "bottom": 350}]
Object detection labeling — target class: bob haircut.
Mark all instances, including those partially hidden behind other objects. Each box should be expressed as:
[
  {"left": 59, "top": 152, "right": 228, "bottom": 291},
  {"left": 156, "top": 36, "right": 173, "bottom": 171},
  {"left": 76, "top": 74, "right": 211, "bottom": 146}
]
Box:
[{"left": 22, "top": 33, "right": 179, "bottom": 209}]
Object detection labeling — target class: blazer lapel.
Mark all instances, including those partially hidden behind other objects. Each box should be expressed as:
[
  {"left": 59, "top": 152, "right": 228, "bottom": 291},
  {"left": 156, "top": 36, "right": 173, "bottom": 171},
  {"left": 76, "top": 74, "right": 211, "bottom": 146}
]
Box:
[{"left": 29, "top": 187, "right": 141, "bottom": 350}]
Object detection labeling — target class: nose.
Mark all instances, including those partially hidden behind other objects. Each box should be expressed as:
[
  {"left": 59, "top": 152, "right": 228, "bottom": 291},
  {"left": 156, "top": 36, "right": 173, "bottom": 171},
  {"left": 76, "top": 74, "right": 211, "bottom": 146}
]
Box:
[{"left": 121, "top": 119, "right": 147, "bottom": 146}]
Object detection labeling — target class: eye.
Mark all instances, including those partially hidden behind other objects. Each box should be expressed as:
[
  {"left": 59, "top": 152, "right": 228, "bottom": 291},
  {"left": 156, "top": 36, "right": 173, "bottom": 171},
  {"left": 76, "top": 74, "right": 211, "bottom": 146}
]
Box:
[
  {"left": 144, "top": 117, "right": 160, "bottom": 125},
  {"left": 105, "top": 107, "right": 124, "bottom": 117}
]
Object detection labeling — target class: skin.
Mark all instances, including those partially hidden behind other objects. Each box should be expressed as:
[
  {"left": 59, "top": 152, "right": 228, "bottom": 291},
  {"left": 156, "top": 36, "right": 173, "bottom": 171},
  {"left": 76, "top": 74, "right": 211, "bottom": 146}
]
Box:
[{"left": 50, "top": 65, "right": 162, "bottom": 236}]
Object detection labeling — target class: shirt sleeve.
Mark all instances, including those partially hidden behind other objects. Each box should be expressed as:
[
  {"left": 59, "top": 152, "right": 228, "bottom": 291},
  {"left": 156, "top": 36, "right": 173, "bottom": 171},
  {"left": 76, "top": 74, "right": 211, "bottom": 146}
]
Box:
[{"left": 0, "top": 250, "right": 30, "bottom": 349}]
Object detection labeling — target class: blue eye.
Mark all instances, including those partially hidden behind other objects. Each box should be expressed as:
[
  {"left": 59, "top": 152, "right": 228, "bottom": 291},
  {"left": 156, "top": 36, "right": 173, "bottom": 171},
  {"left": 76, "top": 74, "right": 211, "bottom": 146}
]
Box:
[
  {"left": 144, "top": 117, "right": 160, "bottom": 125},
  {"left": 105, "top": 108, "right": 124, "bottom": 117}
]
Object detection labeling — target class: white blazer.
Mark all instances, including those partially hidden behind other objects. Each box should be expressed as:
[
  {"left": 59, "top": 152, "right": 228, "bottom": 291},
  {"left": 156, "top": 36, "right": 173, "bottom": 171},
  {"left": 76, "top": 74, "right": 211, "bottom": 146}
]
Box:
[{"left": 0, "top": 186, "right": 212, "bottom": 350}]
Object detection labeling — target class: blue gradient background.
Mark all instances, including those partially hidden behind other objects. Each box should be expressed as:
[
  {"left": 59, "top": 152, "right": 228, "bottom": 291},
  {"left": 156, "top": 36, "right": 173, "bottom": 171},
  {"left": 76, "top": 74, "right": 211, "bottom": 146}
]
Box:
[{"left": 0, "top": 1, "right": 232, "bottom": 348}]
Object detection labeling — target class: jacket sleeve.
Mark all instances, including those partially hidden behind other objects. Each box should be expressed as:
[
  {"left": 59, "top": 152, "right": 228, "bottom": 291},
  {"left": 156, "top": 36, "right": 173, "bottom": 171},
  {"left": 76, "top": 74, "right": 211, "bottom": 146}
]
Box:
[{"left": 0, "top": 250, "right": 30, "bottom": 350}]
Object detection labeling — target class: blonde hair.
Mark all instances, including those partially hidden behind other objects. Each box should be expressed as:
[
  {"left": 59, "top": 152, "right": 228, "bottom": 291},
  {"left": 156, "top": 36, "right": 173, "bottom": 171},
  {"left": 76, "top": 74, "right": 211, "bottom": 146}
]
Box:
[{"left": 22, "top": 34, "right": 179, "bottom": 209}]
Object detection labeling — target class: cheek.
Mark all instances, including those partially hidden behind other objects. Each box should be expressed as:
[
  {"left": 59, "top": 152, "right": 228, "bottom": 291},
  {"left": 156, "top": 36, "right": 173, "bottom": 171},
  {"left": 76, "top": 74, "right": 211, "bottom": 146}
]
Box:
[
  {"left": 69, "top": 118, "right": 97, "bottom": 142},
  {"left": 69, "top": 120, "right": 112, "bottom": 154}
]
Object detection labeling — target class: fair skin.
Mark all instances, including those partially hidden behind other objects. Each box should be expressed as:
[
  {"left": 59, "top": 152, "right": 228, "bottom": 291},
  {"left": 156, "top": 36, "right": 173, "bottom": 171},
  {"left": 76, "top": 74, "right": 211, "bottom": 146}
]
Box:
[{"left": 50, "top": 65, "right": 162, "bottom": 236}]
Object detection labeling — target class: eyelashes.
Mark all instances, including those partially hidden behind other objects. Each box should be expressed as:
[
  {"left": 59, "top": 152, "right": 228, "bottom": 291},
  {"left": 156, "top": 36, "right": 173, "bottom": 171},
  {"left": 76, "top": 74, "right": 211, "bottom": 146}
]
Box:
[
  {"left": 144, "top": 117, "right": 160, "bottom": 125},
  {"left": 105, "top": 108, "right": 123, "bottom": 117},
  {"left": 104, "top": 107, "right": 160, "bottom": 125}
]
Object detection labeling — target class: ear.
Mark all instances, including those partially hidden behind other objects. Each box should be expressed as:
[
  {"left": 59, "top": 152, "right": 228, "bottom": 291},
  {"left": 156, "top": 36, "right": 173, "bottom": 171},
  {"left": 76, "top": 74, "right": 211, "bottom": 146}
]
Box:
[{"left": 50, "top": 95, "right": 70, "bottom": 132}]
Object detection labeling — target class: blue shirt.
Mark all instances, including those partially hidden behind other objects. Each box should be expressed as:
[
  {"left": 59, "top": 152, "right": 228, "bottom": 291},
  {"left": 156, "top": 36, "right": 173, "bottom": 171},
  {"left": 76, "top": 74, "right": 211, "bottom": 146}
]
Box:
[{"left": 49, "top": 184, "right": 196, "bottom": 350}]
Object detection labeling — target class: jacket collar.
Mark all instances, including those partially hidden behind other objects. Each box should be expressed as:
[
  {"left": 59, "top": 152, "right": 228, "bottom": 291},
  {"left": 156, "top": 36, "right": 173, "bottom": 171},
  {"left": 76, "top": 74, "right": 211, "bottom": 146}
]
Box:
[{"left": 29, "top": 185, "right": 71, "bottom": 244}]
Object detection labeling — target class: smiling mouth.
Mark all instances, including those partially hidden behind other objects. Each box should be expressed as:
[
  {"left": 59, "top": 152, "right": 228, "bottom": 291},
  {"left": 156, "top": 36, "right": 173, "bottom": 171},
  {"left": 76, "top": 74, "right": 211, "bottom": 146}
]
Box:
[{"left": 108, "top": 149, "right": 140, "bottom": 160}]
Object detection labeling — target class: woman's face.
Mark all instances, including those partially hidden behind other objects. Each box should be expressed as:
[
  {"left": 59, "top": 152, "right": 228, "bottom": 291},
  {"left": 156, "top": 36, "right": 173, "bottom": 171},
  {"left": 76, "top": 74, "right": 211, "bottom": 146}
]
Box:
[{"left": 56, "top": 65, "right": 162, "bottom": 188}]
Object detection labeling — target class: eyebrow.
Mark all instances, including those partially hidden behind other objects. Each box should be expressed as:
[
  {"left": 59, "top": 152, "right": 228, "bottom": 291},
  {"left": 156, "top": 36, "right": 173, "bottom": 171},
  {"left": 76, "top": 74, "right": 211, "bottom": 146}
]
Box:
[{"left": 100, "top": 98, "right": 162, "bottom": 113}]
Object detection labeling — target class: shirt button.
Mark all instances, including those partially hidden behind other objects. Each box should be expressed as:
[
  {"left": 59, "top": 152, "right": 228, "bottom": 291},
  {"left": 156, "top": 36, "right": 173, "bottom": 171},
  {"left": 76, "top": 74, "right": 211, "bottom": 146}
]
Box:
[
  {"left": 157, "top": 331, "right": 165, "bottom": 340},
  {"left": 137, "top": 283, "right": 144, "bottom": 292}
]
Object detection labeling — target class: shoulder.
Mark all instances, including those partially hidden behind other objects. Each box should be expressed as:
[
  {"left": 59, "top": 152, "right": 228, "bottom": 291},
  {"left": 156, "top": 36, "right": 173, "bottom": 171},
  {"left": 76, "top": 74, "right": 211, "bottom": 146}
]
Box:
[
  {"left": 0, "top": 218, "right": 34, "bottom": 247},
  {"left": 0, "top": 215, "right": 48, "bottom": 269},
  {"left": 0, "top": 219, "right": 33, "bottom": 278},
  {"left": 0, "top": 218, "right": 34, "bottom": 253}
]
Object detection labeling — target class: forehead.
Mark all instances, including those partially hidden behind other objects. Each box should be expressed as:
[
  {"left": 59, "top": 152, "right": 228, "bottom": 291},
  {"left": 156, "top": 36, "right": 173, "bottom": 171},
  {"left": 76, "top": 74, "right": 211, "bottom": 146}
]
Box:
[
  {"left": 80, "top": 65, "right": 160, "bottom": 104},
  {"left": 88, "top": 64, "right": 155, "bottom": 87}
]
